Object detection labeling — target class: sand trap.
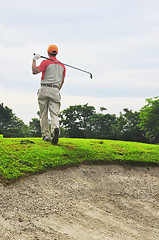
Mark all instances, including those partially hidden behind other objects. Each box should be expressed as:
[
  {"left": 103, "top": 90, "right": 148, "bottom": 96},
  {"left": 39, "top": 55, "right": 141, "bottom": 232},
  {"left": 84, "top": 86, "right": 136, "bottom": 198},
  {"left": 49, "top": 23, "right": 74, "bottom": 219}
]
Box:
[{"left": 0, "top": 165, "right": 158, "bottom": 240}]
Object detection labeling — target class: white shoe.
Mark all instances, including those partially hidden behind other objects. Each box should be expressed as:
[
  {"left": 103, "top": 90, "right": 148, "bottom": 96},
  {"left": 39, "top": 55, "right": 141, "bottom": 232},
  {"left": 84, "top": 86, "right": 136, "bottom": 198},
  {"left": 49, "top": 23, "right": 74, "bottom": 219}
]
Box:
[{"left": 42, "top": 136, "right": 51, "bottom": 141}]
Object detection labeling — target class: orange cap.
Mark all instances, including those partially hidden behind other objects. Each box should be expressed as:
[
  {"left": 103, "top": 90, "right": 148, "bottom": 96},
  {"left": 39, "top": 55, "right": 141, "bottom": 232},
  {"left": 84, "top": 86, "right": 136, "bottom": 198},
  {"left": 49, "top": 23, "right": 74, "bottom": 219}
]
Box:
[{"left": 47, "top": 44, "right": 58, "bottom": 54}]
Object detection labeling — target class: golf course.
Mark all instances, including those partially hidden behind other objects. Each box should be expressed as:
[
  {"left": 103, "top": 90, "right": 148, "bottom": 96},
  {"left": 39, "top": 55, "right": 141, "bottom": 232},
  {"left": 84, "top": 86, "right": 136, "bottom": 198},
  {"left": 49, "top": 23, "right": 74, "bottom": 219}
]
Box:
[
  {"left": 2, "top": 0, "right": 159, "bottom": 239},
  {"left": 0, "top": 136, "right": 158, "bottom": 239}
]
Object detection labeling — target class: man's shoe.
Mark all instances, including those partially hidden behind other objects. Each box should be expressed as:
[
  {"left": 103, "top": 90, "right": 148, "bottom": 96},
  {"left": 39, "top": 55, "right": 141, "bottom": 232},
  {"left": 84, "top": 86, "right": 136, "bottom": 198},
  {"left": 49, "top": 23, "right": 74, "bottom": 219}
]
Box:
[
  {"left": 42, "top": 136, "right": 51, "bottom": 141},
  {"left": 52, "top": 128, "right": 59, "bottom": 144}
]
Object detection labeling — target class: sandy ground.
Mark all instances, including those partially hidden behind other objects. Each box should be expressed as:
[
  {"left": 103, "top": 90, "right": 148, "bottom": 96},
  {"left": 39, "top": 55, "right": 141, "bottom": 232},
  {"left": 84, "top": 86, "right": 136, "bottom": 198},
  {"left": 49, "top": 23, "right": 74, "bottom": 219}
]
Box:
[{"left": 0, "top": 164, "right": 158, "bottom": 240}]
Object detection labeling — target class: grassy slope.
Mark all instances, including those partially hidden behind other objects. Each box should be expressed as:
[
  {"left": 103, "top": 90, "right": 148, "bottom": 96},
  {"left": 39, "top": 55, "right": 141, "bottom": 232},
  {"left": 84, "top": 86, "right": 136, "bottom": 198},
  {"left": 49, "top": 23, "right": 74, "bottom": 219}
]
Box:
[{"left": 0, "top": 135, "right": 159, "bottom": 183}]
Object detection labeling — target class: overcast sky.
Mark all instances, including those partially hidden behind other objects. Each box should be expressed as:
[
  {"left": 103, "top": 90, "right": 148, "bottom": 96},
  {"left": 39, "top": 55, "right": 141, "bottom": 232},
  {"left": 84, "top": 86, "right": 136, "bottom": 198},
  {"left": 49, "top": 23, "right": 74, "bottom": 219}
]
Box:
[{"left": 1, "top": 0, "right": 159, "bottom": 124}]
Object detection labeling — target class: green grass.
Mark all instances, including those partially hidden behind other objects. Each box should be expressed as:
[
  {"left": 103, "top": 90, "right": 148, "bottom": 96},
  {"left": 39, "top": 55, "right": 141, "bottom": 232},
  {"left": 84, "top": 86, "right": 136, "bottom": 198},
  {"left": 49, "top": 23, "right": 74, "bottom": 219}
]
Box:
[{"left": 0, "top": 136, "right": 159, "bottom": 183}]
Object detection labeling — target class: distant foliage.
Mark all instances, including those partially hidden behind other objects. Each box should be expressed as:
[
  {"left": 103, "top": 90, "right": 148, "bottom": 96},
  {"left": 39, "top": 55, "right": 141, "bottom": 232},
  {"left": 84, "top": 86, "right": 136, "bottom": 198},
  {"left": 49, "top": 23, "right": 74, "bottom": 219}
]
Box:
[
  {"left": 139, "top": 97, "right": 159, "bottom": 143},
  {"left": 59, "top": 104, "right": 96, "bottom": 138},
  {"left": 29, "top": 118, "right": 41, "bottom": 137},
  {"left": 117, "top": 108, "right": 147, "bottom": 143},
  {"left": 0, "top": 103, "right": 29, "bottom": 137},
  {"left": 84, "top": 112, "right": 117, "bottom": 140},
  {"left": 59, "top": 104, "right": 148, "bottom": 143},
  {"left": 2, "top": 98, "right": 159, "bottom": 143}
]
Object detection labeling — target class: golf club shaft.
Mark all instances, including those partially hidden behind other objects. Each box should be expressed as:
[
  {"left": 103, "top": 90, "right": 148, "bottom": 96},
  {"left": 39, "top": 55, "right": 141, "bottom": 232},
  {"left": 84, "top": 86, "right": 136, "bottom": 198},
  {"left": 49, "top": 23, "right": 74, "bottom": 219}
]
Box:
[{"left": 33, "top": 54, "right": 93, "bottom": 79}]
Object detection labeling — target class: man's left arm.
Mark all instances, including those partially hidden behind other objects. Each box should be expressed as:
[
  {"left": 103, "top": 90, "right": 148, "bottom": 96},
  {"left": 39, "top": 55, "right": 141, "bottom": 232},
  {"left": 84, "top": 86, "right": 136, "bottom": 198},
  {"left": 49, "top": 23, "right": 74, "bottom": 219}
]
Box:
[{"left": 32, "top": 54, "right": 41, "bottom": 74}]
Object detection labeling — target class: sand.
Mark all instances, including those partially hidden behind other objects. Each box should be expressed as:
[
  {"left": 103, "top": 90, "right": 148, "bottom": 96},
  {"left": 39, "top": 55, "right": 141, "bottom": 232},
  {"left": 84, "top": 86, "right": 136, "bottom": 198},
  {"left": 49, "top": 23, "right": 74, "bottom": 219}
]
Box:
[{"left": 0, "top": 165, "right": 158, "bottom": 240}]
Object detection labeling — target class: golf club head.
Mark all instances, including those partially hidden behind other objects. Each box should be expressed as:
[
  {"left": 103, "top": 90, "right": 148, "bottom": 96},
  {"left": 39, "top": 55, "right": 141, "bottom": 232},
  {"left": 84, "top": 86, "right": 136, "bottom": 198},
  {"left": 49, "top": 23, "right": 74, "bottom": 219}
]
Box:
[{"left": 90, "top": 73, "right": 93, "bottom": 79}]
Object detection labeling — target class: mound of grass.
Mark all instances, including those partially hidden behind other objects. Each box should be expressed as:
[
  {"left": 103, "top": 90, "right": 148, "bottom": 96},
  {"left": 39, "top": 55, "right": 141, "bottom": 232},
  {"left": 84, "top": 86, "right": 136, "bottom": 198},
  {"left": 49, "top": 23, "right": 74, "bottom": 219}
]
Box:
[{"left": 0, "top": 137, "right": 159, "bottom": 183}]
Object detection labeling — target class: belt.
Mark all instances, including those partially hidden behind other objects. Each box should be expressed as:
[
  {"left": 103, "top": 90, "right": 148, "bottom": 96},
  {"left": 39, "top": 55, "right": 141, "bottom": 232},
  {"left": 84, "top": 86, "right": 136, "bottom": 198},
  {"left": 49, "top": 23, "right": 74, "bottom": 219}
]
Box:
[{"left": 41, "top": 84, "right": 59, "bottom": 89}]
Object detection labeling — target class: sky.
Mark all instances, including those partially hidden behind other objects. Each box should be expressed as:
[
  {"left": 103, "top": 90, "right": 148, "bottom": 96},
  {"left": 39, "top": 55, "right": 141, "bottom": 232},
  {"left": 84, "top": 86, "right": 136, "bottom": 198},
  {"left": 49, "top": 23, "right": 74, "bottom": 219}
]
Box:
[{"left": 1, "top": 0, "right": 159, "bottom": 124}]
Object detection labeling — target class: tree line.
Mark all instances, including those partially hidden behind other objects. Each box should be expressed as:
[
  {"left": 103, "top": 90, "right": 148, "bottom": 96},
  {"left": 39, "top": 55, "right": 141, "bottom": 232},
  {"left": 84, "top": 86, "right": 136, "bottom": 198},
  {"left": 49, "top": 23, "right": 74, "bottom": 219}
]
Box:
[{"left": 0, "top": 97, "right": 159, "bottom": 144}]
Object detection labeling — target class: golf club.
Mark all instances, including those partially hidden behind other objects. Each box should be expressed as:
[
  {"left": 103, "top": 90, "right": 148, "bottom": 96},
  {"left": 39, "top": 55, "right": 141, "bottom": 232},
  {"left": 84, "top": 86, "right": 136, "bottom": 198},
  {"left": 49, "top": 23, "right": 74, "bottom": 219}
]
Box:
[{"left": 33, "top": 53, "right": 93, "bottom": 79}]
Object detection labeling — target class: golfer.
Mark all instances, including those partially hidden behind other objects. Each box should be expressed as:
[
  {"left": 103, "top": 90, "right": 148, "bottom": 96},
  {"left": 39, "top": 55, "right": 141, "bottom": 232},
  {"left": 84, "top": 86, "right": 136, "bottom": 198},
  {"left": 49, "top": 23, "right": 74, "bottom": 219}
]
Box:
[{"left": 32, "top": 44, "right": 66, "bottom": 144}]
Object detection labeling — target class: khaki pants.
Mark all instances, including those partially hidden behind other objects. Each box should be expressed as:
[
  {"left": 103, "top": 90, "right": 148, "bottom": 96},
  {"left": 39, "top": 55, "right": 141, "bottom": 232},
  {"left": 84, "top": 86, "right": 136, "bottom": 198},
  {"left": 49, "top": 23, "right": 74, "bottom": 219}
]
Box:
[{"left": 37, "top": 86, "right": 61, "bottom": 138}]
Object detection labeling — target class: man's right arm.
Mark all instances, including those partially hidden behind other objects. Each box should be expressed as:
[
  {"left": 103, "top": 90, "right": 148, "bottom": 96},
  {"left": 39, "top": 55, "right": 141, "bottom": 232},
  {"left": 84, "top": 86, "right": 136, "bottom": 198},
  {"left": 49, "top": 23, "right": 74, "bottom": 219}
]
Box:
[{"left": 59, "top": 76, "right": 65, "bottom": 90}]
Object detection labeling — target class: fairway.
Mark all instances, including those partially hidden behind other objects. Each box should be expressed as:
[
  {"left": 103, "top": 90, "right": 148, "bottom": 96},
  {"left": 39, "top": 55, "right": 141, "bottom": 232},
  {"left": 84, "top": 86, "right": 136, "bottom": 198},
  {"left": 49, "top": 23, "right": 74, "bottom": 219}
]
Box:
[{"left": 0, "top": 136, "right": 159, "bottom": 183}]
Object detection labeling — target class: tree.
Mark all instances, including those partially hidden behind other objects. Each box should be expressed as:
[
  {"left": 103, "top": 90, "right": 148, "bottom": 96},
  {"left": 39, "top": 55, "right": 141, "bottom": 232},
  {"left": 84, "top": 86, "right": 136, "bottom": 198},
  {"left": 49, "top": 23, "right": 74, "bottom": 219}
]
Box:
[
  {"left": 0, "top": 103, "right": 29, "bottom": 137},
  {"left": 0, "top": 103, "right": 13, "bottom": 128},
  {"left": 85, "top": 113, "right": 117, "bottom": 139},
  {"left": 117, "top": 108, "right": 147, "bottom": 142},
  {"left": 29, "top": 118, "right": 41, "bottom": 137},
  {"left": 139, "top": 97, "right": 159, "bottom": 143},
  {"left": 100, "top": 107, "right": 107, "bottom": 113},
  {"left": 59, "top": 104, "right": 96, "bottom": 138},
  {"left": 59, "top": 104, "right": 118, "bottom": 139}
]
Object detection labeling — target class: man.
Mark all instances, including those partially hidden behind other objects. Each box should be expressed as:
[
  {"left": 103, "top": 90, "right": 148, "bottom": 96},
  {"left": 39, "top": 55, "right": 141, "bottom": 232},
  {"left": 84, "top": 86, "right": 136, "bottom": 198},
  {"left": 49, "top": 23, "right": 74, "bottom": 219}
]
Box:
[{"left": 32, "top": 44, "right": 66, "bottom": 144}]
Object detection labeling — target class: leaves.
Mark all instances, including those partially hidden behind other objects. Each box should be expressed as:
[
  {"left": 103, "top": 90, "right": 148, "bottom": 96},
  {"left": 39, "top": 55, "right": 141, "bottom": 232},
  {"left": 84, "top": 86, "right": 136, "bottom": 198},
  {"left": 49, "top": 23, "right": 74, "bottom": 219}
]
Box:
[
  {"left": 0, "top": 103, "right": 29, "bottom": 137},
  {"left": 59, "top": 104, "right": 146, "bottom": 142},
  {"left": 139, "top": 97, "right": 159, "bottom": 143}
]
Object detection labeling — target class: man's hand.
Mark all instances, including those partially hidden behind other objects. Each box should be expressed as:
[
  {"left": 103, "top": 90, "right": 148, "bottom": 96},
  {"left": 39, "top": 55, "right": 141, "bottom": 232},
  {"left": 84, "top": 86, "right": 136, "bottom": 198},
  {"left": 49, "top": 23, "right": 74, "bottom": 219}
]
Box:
[
  {"left": 33, "top": 53, "right": 41, "bottom": 61},
  {"left": 32, "top": 54, "right": 41, "bottom": 74}
]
